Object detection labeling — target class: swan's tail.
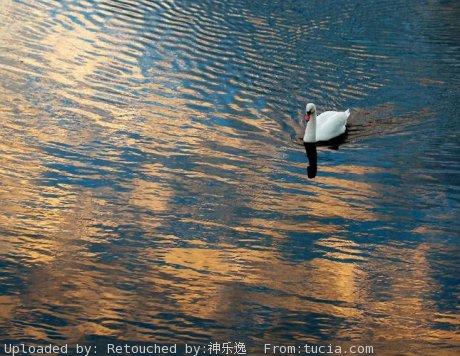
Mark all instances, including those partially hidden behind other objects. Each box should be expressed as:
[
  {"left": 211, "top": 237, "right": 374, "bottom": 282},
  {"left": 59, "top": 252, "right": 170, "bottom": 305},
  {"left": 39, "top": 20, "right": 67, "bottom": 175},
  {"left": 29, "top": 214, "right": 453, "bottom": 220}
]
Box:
[
  {"left": 344, "top": 109, "right": 350, "bottom": 130},
  {"left": 344, "top": 109, "right": 351, "bottom": 124}
]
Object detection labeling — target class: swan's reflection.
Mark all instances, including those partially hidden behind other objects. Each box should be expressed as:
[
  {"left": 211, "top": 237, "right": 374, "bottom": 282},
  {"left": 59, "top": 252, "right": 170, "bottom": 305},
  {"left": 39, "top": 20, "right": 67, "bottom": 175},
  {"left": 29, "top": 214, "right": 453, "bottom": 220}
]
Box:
[
  {"left": 303, "top": 142, "right": 317, "bottom": 178},
  {"left": 300, "top": 133, "right": 349, "bottom": 179}
]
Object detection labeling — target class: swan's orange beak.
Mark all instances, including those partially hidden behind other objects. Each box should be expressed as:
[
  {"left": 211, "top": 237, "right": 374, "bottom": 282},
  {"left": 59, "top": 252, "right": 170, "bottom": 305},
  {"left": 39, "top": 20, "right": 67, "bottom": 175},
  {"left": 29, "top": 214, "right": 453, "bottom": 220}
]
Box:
[{"left": 304, "top": 113, "right": 311, "bottom": 122}]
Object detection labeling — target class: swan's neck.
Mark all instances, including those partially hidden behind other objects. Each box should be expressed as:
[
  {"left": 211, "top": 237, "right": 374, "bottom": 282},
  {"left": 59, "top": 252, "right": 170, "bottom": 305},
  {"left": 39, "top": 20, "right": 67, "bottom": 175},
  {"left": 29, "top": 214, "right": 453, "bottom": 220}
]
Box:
[{"left": 304, "top": 112, "right": 317, "bottom": 143}]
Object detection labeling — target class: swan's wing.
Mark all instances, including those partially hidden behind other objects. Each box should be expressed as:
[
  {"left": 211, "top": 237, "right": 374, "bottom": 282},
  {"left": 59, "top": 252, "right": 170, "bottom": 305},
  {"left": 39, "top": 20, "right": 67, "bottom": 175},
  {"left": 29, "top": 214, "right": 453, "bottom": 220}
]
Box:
[
  {"left": 316, "top": 110, "right": 350, "bottom": 127},
  {"left": 316, "top": 111, "right": 338, "bottom": 127},
  {"left": 316, "top": 110, "right": 350, "bottom": 141}
]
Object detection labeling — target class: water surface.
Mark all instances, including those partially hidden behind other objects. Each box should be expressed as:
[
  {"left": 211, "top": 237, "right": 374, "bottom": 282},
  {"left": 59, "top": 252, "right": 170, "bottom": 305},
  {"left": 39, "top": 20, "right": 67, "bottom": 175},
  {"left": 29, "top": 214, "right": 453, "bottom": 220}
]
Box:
[{"left": 0, "top": 0, "right": 459, "bottom": 354}]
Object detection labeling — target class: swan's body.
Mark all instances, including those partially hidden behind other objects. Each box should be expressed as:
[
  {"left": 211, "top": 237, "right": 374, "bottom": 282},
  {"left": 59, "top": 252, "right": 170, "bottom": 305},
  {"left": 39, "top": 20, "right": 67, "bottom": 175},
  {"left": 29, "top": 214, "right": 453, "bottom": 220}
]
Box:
[{"left": 303, "top": 104, "right": 350, "bottom": 143}]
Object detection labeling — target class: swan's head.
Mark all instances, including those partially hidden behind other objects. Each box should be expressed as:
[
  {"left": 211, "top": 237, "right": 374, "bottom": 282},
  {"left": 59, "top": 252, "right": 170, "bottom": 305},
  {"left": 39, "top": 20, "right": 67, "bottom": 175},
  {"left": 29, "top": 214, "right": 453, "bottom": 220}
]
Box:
[{"left": 305, "top": 103, "right": 316, "bottom": 122}]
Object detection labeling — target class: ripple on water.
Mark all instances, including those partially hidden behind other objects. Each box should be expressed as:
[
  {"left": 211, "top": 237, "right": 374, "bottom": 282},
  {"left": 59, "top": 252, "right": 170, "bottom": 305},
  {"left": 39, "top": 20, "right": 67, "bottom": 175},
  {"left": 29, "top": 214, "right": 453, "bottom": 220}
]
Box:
[{"left": 0, "top": 0, "right": 459, "bottom": 352}]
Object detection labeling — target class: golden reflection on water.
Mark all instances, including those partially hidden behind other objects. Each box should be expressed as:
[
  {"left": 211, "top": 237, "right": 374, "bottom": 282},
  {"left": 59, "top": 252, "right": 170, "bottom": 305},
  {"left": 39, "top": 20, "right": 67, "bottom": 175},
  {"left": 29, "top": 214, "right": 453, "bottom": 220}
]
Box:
[
  {"left": 0, "top": 0, "right": 458, "bottom": 353},
  {"left": 156, "top": 246, "right": 362, "bottom": 323},
  {"left": 3, "top": 84, "right": 455, "bottom": 348}
]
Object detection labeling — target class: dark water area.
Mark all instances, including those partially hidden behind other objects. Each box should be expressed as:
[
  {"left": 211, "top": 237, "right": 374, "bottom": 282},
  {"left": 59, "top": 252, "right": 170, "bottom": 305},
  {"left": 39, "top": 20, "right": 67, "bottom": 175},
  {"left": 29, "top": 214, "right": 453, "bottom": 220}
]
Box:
[{"left": 0, "top": 0, "right": 459, "bottom": 354}]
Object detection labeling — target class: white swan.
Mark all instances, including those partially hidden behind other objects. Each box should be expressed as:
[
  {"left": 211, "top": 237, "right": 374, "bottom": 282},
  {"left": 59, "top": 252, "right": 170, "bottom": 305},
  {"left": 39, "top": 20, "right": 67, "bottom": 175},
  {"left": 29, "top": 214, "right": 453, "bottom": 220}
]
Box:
[{"left": 303, "top": 103, "right": 350, "bottom": 143}]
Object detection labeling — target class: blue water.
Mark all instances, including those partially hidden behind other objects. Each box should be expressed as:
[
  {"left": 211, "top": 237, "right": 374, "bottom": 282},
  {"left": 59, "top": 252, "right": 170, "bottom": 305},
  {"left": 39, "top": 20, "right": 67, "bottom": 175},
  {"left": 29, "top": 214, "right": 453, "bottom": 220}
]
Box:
[{"left": 0, "top": 0, "right": 459, "bottom": 354}]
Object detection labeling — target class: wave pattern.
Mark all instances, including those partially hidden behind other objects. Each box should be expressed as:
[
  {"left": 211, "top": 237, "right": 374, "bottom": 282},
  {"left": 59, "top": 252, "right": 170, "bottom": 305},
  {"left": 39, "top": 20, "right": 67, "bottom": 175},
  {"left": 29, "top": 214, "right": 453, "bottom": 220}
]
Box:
[{"left": 0, "top": 0, "right": 459, "bottom": 353}]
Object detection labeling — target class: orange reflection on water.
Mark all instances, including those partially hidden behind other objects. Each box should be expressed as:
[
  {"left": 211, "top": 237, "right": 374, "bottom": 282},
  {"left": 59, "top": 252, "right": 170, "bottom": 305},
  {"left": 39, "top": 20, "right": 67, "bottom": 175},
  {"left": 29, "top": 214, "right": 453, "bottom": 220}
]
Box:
[
  {"left": 0, "top": 0, "right": 458, "bottom": 353},
  {"left": 159, "top": 245, "right": 362, "bottom": 323}
]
